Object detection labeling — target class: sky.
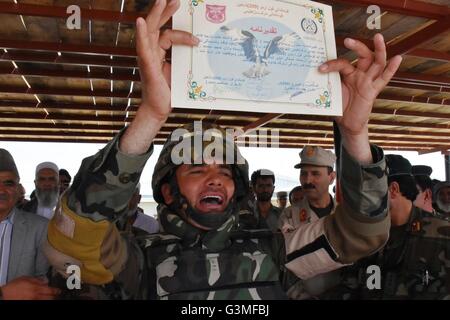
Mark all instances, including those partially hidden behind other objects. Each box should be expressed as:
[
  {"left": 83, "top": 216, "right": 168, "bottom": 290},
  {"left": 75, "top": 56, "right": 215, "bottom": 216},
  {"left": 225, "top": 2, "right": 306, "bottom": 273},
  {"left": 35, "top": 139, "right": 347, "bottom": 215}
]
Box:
[{"left": 1, "top": 140, "right": 447, "bottom": 199}]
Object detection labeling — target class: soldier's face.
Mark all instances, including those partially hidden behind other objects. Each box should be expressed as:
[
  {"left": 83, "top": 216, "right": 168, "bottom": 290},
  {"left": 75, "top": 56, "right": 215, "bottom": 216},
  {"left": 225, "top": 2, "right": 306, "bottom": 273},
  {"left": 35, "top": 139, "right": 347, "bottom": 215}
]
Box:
[
  {"left": 59, "top": 175, "right": 70, "bottom": 194},
  {"left": 173, "top": 163, "right": 235, "bottom": 214},
  {"left": 290, "top": 189, "right": 304, "bottom": 205},
  {"left": 0, "top": 171, "right": 19, "bottom": 218},
  {"left": 277, "top": 197, "right": 287, "bottom": 208},
  {"left": 300, "top": 165, "right": 335, "bottom": 201},
  {"left": 437, "top": 186, "right": 450, "bottom": 213},
  {"left": 254, "top": 177, "right": 275, "bottom": 202}
]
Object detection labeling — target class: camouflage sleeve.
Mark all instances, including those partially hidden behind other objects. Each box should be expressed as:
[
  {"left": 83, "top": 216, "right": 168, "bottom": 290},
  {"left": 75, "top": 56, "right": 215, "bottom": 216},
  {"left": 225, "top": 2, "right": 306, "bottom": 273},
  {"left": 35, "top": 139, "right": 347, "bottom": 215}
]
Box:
[
  {"left": 45, "top": 128, "right": 153, "bottom": 285},
  {"left": 67, "top": 128, "right": 153, "bottom": 221},
  {"left": 283, "top": 145, "right": 390, "bottom": 280}
]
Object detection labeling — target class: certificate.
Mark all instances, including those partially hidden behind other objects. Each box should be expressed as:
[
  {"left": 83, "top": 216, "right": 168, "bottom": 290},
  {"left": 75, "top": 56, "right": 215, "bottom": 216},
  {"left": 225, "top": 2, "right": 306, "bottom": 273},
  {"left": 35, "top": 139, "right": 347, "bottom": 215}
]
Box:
[{"left": 172, "top": 0, "right": 342, "bottom": 116}]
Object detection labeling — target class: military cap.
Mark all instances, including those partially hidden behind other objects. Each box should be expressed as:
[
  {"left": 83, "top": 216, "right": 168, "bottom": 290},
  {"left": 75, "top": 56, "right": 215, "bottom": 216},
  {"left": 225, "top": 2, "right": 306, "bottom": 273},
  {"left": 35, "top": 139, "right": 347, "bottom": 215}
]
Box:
[
  {"left": 0, "top": 148, "right": 19, "bottom": 179},
  {"left": 276, "top": 191, "right": 287, "bottom": 199},
  {"left": 385, "top": 154, "right": 412, "bottom": 177},
  {"left": 411, "top": 165, "right": 432, "bottom": 177},
  {"left": 36, "top": 161, "right": 59, "bottom": 176},
  {"left": 294, "top": 146, "right": 336, "bottom": 169}
]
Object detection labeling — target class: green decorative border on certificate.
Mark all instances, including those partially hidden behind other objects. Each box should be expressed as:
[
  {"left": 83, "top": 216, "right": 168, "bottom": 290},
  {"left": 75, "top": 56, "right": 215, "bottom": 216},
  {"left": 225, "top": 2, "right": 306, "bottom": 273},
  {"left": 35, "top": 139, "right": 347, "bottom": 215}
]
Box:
[
  {"left": 187, "top": 72, "right": 215, "bottom": 101},
  {"left": 314, "top": 82, "right": 333, "bottom": 108},
  {"left": 310, "top": 8, "right": 324, "bottom": 24},
  {"left": 186, "top": 0, "right": 334, "bottom": 109}
]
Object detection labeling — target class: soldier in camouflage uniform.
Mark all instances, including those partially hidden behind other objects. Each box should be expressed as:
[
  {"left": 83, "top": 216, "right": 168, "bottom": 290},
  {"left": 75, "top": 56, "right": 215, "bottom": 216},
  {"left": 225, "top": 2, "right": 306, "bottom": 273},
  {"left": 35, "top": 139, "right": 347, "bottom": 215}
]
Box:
[
  {"left": 433, "top": 181, "right": 450, "bottom": 219},
  {"left": 321, "top": 155, "right": 450, "bottom": 300},
  {"left": 42, "top": 0, "right": 403, "bottom": 300}
]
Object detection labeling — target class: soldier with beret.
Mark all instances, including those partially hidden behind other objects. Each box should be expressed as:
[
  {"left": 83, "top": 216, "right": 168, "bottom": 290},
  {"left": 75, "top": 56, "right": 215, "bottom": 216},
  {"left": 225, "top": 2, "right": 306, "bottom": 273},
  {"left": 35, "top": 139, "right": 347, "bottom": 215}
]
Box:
[{"left": 323, "top": 155, "right": 450, "bottom": 299}]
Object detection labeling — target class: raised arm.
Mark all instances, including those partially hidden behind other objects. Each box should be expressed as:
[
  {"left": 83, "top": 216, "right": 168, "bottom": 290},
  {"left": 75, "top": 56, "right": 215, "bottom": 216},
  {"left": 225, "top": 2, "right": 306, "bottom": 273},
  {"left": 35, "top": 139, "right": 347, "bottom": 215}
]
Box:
[
  {"left": 45, "top": 0, "right": 198, "bottom": 289},
  {"left": 322, "top": 34, "right": 402, "bottom": 164},
  {"left": 284, "top": 34, "right": 400, "bottom": 280},
  {"left": 120, "top": 0, "right": 198, "bottom": 154}
]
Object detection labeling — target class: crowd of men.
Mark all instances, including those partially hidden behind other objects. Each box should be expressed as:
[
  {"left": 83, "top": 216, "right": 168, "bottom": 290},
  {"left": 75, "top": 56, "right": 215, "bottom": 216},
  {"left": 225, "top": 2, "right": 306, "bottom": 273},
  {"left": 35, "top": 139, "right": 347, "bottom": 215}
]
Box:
[{"left": 0, "top": 0, "right": 449, "bottom": 300}]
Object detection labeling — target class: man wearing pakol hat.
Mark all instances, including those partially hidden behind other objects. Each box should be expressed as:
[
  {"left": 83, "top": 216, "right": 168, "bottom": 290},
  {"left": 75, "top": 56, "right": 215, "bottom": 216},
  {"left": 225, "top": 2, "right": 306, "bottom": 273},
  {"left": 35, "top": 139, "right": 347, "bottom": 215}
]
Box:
[
  {"left": 278, "top": 146, "right": 340, "bottom": 299},
  {"left": 0, "top": 149, "right": 59, "bottom": 300},
  {"left": 21, "top": 162, "right": 59, "bottom": 220}
]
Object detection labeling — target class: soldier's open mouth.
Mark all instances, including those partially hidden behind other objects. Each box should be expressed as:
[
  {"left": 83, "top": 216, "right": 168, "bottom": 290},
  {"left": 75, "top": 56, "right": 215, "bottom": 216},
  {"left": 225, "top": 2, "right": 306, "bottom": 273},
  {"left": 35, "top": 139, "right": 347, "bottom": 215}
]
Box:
[{"left": 200, "top": 195, "right": 224, "bottom": 205}]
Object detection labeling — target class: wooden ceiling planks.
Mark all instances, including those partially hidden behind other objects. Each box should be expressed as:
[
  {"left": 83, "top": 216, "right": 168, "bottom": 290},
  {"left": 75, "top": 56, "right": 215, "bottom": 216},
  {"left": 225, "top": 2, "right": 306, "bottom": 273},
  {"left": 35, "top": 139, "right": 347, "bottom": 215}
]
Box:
[{"left": 0, "top": 0, "right": 448, "bottom": 152}]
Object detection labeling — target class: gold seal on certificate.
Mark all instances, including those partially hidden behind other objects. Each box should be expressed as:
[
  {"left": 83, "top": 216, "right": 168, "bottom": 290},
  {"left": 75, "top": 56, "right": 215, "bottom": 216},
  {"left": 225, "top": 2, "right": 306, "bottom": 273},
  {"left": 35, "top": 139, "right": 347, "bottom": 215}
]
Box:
[{"left": 172, "top": 0, "right": 342, "bottom": 116}]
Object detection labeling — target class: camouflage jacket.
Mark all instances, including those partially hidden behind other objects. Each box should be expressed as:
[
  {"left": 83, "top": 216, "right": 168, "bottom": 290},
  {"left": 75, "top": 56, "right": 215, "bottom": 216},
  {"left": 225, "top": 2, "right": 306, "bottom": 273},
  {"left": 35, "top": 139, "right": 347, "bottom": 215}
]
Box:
[
  {"left": 45, "top": 129, "right": 391, "bottom": 300},
  {"left": 321, "top": 206, "right": 450, "bottom": 300}
]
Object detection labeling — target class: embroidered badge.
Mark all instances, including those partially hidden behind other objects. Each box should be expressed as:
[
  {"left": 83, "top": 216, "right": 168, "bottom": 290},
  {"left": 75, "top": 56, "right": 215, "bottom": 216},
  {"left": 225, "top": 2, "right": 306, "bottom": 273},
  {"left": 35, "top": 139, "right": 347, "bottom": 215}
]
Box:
[{"left": 299, "top": 209, "right": 308, "bottom": 222}]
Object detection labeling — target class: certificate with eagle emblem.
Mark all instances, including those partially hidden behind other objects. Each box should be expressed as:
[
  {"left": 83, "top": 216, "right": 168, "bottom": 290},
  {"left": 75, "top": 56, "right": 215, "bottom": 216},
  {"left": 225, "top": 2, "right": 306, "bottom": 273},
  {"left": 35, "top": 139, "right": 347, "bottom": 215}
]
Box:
[{"left": 172, "top": 0, "right": 342, "bottom": 116}]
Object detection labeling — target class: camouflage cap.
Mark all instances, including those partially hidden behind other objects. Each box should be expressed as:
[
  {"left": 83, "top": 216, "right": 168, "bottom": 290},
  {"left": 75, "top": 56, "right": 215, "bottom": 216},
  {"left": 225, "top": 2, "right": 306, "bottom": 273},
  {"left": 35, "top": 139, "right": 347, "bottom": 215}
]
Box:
[
  {"left": 385, "top": 154, "right": 412, "bottom": 177},
  {"left": 294, "top": 146, "right": 336, "bottom": 169},
  {"left": 412, "top": 165, "right": 432, "bottom": 177},
  {"left": 0, "top": 148, "right": 19, "bottom": 179}
]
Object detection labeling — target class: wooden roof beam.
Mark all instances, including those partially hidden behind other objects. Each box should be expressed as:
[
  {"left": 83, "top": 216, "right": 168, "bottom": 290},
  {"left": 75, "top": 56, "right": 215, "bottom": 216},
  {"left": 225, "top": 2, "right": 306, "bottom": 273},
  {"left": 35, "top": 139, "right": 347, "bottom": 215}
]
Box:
[
  {"left": 1, "top": 1, "right": 448, "bottom": 22},
  {"left": 2, "top": 128, "right": 449, "bottom": 145},
  {"left": 0, "top": 130, "right": 447, "bottom": 151},
  {"left": 2, "top": 98, "right": 450, "bottom": 121},
  {"left": 336, "top": 37, "right": 450, "bottom": 63},
  {"left": 321, "top": 0, "right": 449, "bottom": 20},
  {"left": 2, "top": 109, "right": 450, "bottom": 132},
  {"left": 0, "top": 2, "right": 142, "bottom": 24},
  {"left": 387, "top": 19, "right": 450, "bottom": 59},
  {"left": 0, "top": 51, "right": 137, "bottom": 68},
  {"left": 1, "top": 119, "right": 450, "bottom": 139},
  {"left": 2, "top": 65, "right": 449, "bottom": 94},
  {"left": 0, "top": 39, "right": 136, "bottom": 57},
  {"left": 0, "top": 65, "right": 140, "bottom": 82},
  {"left": 1, "top": 86, "right": 448, "bottom": 106}
]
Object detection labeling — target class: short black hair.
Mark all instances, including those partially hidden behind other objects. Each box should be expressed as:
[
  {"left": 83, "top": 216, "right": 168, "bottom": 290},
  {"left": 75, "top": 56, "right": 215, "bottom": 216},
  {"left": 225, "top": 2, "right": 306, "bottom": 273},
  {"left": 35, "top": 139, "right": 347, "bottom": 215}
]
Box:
[
  {"left": 59, "top": 169, "right": 72, "bottom": 181},
  {"left": 388, "top": 175, "right": 419, "bottom": 202},
  {"left": 251, "top": 169, "right": 275, "bottom": 187},
  {"left": 289, "top": 185, "right": 303, "bottom": 203},
  {"left": 414, "top": 175, "right": 433, "bottom": 192}
]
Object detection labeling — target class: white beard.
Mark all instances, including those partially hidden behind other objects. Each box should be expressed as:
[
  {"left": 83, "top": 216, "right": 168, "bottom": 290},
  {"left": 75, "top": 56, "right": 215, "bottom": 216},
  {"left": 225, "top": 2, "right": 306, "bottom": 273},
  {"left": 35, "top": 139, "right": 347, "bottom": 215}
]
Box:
[{"left": 36, "top": 188, "right": 59, "bottom": 208}]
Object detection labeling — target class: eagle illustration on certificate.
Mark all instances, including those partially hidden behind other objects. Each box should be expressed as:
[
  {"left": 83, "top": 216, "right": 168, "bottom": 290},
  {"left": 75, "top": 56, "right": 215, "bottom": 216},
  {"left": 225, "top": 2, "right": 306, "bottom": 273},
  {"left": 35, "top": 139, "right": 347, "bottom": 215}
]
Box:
[{"left": 172, "top": 0, "right": 342, "bottom": 116}]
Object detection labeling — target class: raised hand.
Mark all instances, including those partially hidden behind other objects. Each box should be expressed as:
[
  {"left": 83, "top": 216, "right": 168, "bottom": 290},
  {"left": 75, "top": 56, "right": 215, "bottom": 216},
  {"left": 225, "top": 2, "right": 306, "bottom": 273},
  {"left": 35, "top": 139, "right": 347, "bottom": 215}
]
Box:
[
  {"left": 120, "top": 0, "right": 199, "bottom": 154},
  {"left": 319, "top": 34, "right": 402, "bottom": 163}
]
